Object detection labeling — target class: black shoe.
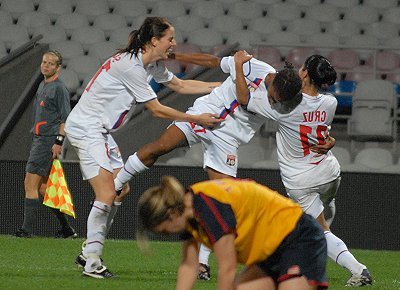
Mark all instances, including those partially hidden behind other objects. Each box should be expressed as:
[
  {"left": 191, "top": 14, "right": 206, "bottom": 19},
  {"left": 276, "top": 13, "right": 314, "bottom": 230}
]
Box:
[
  {"left": 75, "top": 252, "right": 87, "bottom": 268},
  {"left": 55, "top": 227, "right": 78, "bottom": 239},
  {"left": 83, "top": 265, "right": 114, "bottom": 279},
  {"left": 198, "top": 263, "right": 211, "bottom": 281},
  {"left": 15, "top": 228, "right": 32, "bottom": 238}
]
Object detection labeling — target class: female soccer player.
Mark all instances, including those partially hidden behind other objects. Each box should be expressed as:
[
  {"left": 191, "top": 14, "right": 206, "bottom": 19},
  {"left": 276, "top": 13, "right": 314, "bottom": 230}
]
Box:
[
  {"left": 235, "top": 52, "right": 372, "bottom": 287},
  {"left": 138, "top": 176, "right": 329, "bottom": 290},
  {"left": 65, "top": 17, "right": 223, "bottom": 278}
]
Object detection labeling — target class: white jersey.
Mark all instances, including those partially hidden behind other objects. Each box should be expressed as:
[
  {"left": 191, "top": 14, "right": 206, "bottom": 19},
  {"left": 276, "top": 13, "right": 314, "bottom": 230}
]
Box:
[
  {"left": 187, "top": 56, "right": 273, "bottom": 147},
  {"left": 248, "top": 92, "right": 341, "bottom": 189},
  {"left": 65, "top": 51, "right": 173, "bottom": 138}
]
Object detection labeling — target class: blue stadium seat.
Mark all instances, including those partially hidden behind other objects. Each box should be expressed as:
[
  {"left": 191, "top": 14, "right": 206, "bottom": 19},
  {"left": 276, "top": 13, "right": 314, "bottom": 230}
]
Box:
[{"left": 327, "top": 80, "right": 357, "bottom": 114}]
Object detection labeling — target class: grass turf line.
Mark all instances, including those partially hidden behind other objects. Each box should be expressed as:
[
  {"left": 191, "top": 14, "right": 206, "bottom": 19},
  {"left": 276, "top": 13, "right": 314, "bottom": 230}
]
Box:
[{"left": 0, "top": 235, "right": 399, "bottom": 289}]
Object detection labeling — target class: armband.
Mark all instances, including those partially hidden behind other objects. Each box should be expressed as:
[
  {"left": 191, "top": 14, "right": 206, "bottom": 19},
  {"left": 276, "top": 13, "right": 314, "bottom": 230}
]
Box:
[{"left": 55, "top": 134, "right": 65, "bottom": 146}]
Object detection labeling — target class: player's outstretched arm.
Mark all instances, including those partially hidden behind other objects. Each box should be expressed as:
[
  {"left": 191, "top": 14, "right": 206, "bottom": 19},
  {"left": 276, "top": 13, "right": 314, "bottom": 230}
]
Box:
[
  {"left": 164, "top": 74, "right": 221, "bottom": 95},
  {"left": 169, "top": 52, "right": 221, "bottom": 68},
  {"left": 176, "top": 239, "right": 199, "bottom": 290}
]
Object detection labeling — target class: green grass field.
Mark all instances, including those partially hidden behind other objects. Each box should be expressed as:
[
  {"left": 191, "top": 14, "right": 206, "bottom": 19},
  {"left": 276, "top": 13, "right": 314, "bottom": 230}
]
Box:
[{"left": 0, "top": 235, "right": 399, "bottom": 289}]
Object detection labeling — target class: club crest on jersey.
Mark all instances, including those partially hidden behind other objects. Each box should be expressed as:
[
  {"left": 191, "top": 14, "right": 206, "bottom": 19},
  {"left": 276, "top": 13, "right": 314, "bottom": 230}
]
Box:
[
  {"left": 226, "top": 154, "right": 236, "bottom": 166},
  {"left": 247, "top": 78, "right": 262, "bottom": 92}
]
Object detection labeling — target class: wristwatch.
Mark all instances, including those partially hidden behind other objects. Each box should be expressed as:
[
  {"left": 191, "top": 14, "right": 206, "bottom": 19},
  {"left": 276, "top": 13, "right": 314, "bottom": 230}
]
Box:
[{"left": 55, "top": 134, "right": 65, "bottom": 145}]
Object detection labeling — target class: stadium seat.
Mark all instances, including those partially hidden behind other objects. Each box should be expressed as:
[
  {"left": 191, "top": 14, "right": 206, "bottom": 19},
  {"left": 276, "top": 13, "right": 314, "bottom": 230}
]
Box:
[
  {"left": 209, "top": 16, "right": 243, "bottom": 40},
  {"left": 346, "top": 65, "right": 376, "bottom": 83},
  {"left": 32, "top": 25, "right": 67, "bottom": 45},
  {"left": 173, "top": 15, "right": 204, "bottom": 36},
  {"left": 346, "top": 147, "right": 394, "bottom": 172},
  {"left": 226, "top": 30, "right": 261, "bottom": 51},
  {"left": 286, "top": 0, "right": 320, "bottom": 7},
  {"left": 190, "top": 2, "right": 225, "bottom": 21},
  {"left": 229, "top": 2, "right": 264, "bottom": 26},
  {"left": 327, "top": 49, "right": 360, "bottom": 71},
  {"left": 306, "top": 4, "right": 340, "bottom": 23},
  {"left": 366, "top": 51, "right": 400, "bottom": 72},
  {"left": 58, "top": 68, "right": 80, "bottom": 95},
  {"left": 70, "top": 26, "right": 106, "bottom": 52},
  {"left": 37, "top": 0, "right": 73, "bottom": 22},
  {"left": 347, "top": 79, "right": 397, "bottom": 144},
  {"left": 174, "top": 42, "right": 202, "bottom": 54},
  {"left": 93, "top": 14, "right": 127, "bottom": 39},
  {"left": 254, "top": 46, "right": 282, "bottom": 68},
  {"left": 49, "top": 41, "right": 84, "bottom": 66},
  {"left": 344, "top": 6, "right": 380, "bottom": 24},
  {"left": 266, "top": 32, "right": 302, "bottom": 56},
  {"left": 331, "top": 146, "right": 352, "bottom": 166},
  {"left": 364, "top": 22, "right": 399, "bottom": 43},
  {"left": 327, "top": 80, "right": 356, "bottom": 114},
  {"left": 305, "top": 33, "right": 340, "bottom": 55},
  {"left": 286, "top": 19, "right": 323, "bottom": 43},
  {"left": 88, "top": 41, "right": 119, "bottom": 63},
  {"left": 382, "top": 7, "right": 400, "bottom": 25},
  {"left": 56, "top": 13, "right": 90, "bottom": 38},
  {"left": 109, "top": 27, "right": 133, "bottom": 46},
  {"left": 381, "top": 37, "right": 400, "bottom": 52},
  {"left": 152, "top": 1, "right": 187, "bottom": 19},
  {"left": 1, "top": 0, "right": 35, "bottom": 20},
  {"left": 327, "top": 20, "right": 361, "bottom": 43},
  {"left": 178, "top": 0, "right": 199, "bottom": 10},
  {"left": 68, "top": 55, "right": 101, "bottom": 82},
  {"left": 268, "top": 2, "right": 302, "bottom": 25},
  {"left": 247, "top": 18, "right": 282, "bottom": 41},
  {"left": 0, "top": 25, "right": 30, "bottom": 50},
  {"left": 186, "top": 29, "right": 224, "bottom": 52},
  {"left": 285, "top": 47, "right": 319, "bottom": 69},
  {"left": 324, "top": 0, "right": 359, "bottom": 13},
  {"left": 364, "top": 0, "right": 398, "bottom": 9},
  {"left": 0, "top": 11, "right": 13, "bottom": 27},
  {"left": 18, "top": 11, "right": 51, "bottom": 36},
  {"left": 112, "top": 1, "right": 148, "bottom": 26},
  {"left": 342, "top": 34, "right": 379, "bottom": 59},
  {"left": 75, "top": 0, "right": 109, "bottom": 22}
]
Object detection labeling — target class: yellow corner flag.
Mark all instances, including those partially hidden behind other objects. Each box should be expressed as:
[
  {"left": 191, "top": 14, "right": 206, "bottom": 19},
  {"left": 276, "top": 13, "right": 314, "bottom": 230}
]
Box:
[{"left": 43, "top": 159, "right": 76, "bottom": 218}]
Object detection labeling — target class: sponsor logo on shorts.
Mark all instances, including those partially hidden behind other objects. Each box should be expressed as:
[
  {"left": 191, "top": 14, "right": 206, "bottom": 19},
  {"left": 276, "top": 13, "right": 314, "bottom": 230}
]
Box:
[{"left": 226, "top": 154, "right": 236, "bottom": 166}]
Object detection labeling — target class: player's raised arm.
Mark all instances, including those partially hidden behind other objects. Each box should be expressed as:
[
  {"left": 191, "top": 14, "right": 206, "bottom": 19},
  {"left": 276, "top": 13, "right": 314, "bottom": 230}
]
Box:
[
  {"left": 233, "top": 50, "right": 253, "bottom": 106},
  {"left": 164, "top": 74, "right": 221, "bottom": 95}
]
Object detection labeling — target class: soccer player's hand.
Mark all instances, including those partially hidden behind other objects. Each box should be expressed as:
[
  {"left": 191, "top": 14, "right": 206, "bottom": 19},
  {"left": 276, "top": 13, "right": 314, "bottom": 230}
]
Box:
[
  {"left": 195, "top": 113, "right": 224, "bottom": 128},
  {"left": 234, "top": 50, "right": 253, "bottom": 65},
  {"left": 310, "top": 136, "right": 335, "bottom": 154}
]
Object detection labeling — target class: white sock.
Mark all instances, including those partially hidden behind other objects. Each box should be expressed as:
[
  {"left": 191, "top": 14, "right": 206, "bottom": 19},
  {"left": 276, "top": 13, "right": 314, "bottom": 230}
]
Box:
[
  {"left": 325, "top": 231, "right": 365, "bottom": 275},
  {"left": 115, "top": 152, "right": 148, "bottom": 191},
  {"left": 199, "top": 244, "right": 212, "bottom": 265},
  {"left": 84, "top": 201, "right": 110, "bottom": 272},
  {"left": 325, "top": 198, "right": 336, "bottom": 227},
  {"left": 106, "top": 201, "right": 122, "bottom": 235}
]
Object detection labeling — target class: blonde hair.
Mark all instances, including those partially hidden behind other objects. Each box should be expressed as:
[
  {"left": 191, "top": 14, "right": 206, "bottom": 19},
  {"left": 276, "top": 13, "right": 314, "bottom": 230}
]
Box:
[{"left": 138, "top": 176, "right": 186, "bottom": 232}]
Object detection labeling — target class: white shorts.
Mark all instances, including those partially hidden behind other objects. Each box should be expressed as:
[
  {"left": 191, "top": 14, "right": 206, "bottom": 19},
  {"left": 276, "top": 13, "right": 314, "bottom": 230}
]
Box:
[
  {"left": 66, "top": 133, "right": 123, "bottom": 180},
  {"left": 174, "top": 121, "right": 238, "bottom": 177},
  {"left": 286, "top": 177, "right": 341, "bottom": 218}
]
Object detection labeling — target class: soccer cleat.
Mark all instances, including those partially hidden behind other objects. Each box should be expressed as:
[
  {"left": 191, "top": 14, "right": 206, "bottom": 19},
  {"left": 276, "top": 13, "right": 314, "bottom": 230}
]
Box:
[
  {"left": 55, "top": 227, "right": 78, "bottom": 239},
  {"left": 75, "top": 253, "right": 87, "bottom": 268},
  {"left": 198, "top": 263, "right": 211, "bottom": 281},
  {"left": 345, "top": 269, "right": 373, "bottom": 287},
  {"left": 83, "top": 265, "right": 114, "bottom": 279},
  {"left": 15, "top": 228, "right": 32, "bottom": 238}
]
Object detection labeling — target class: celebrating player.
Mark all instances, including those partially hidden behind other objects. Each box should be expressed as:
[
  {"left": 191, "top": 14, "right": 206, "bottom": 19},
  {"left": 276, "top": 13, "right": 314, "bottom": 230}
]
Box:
[
  {"left": 235, "top": 52, "right": 372, "bottom": 287},
  {"left": 65, "top": 16, "right": 223, "bottom": 279}
]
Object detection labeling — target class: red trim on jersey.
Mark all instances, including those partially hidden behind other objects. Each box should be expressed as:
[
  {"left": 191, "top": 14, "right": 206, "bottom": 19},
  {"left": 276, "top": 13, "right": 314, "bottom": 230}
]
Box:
[{"left": 199, "top": 192, "right": 231, "bottom": 241}]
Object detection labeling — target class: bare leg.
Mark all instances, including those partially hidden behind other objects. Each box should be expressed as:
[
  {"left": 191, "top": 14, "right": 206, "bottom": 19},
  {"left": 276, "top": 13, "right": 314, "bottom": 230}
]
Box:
[
  {"left": 235, "top": 265, "right": 276, "bottom": 290},
  {"left": 137, "top": 124, "right": 188, "bottom": 166}
]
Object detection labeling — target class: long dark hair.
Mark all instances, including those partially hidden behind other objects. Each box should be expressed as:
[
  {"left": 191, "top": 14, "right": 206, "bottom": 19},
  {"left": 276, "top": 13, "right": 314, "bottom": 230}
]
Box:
[
  {"left": 117, "top": 17, "right": 172, "bottom": 58},
  {"left": 272, "top": 62, "right": 302, "bottom": 102},
  {"left": 303, "top": 55, "right": 337, "bottom": 88}
]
